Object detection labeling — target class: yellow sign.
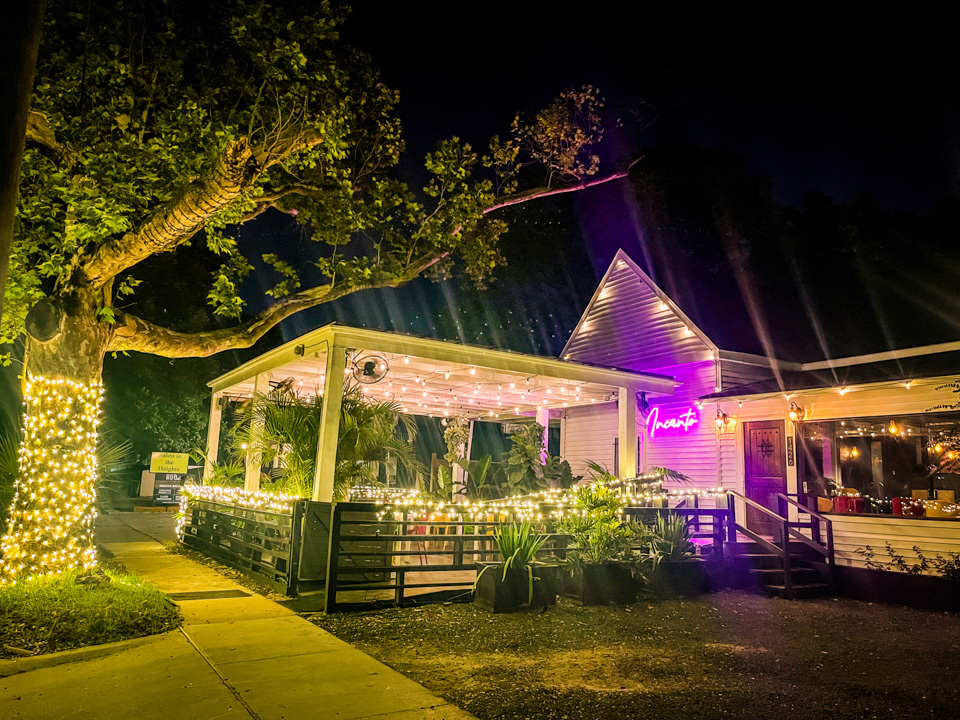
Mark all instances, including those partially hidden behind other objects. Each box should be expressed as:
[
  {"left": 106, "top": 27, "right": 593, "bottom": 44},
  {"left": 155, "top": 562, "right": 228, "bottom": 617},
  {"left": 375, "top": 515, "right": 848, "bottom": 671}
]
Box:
[{"left": 150, "top": 452, "right": 189, "bottom": 475}]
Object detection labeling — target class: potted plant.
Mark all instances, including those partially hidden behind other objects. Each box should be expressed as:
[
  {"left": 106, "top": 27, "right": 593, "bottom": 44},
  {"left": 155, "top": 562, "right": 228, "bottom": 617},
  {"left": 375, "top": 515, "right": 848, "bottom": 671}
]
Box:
[
  {"left": 474, "top": 520, "right": 553, "bottom": 613},
  {"left": 556, "top": 482, "right": 652, "bottom": 605},
  {"left": 647, "top": 513, "right": 708, "bottom": 598}
]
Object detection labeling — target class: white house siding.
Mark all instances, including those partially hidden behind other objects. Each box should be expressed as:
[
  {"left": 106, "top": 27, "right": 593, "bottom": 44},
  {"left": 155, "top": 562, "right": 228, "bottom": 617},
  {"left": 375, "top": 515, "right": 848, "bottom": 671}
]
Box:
[
  {"left": 719, "top": 358, "right": 776, "bottom": 391},
  {"left": 560, "top": 402, "right": 619, "bottom": 477},
  {"left": 829, "top": 515, "right": 960, "bottom": 570},
  {"left": 643, "top": 360, "right": 726, "bottom": 499}
]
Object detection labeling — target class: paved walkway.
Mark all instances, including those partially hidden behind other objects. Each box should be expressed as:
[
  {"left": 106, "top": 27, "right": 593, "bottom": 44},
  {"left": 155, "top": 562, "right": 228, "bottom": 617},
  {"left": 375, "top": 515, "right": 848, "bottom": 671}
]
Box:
[{"left": 1, "top": 513, "right": 474, "bottom": 720}]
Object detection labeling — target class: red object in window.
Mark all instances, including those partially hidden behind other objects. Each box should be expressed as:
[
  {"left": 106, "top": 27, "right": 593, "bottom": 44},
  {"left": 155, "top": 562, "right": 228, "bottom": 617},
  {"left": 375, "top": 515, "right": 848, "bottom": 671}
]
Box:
[
  {"left": 851, "top": 497, "right": 865, "bottom": 514},
  {"left": 834, "top": 496, "right": 851, "bottom": 514},
  {"left": 892, "top": 497, "right": 904, "bottom": 515}
]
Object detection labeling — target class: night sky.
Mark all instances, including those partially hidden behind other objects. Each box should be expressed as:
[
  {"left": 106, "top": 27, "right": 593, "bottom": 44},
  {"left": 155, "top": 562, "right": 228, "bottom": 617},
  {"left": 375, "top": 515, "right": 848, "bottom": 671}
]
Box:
[{"left": 230, "top": 8, "right": 960, "bottom": 366}]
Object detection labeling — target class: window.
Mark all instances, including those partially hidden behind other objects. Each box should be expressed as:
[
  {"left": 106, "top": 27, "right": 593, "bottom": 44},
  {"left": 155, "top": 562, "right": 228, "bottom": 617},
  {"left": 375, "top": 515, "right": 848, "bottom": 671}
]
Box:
[{"left": 797, "top": 411, "right": 960, "bottom": 509}]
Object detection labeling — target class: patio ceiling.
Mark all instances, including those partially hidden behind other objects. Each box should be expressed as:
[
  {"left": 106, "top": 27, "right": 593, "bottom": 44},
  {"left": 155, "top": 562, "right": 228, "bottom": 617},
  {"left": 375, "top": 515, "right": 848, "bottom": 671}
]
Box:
[{"left": 209, "top": 323, "right": 676, "bottom": 422}]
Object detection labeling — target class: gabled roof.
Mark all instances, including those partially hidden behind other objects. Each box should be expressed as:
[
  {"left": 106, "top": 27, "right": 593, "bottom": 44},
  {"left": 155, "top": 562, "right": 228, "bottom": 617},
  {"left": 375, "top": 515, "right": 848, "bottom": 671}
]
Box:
[{"left": 561, "top": 250, "right": 718, "bottom": 370}]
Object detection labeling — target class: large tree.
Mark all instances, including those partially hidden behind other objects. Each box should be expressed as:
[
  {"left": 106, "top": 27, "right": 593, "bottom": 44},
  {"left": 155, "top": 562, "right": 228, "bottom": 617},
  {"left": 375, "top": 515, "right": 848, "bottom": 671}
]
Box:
[{"left": 0, "top": 1, "right": 637, "bottom": 580}]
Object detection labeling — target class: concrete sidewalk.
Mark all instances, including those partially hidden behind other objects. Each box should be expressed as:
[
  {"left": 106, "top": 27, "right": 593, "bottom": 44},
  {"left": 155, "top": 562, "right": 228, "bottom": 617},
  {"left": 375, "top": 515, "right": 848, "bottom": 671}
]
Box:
[{"left": 1, "top": 513, "right": 474, "bottom": 720}]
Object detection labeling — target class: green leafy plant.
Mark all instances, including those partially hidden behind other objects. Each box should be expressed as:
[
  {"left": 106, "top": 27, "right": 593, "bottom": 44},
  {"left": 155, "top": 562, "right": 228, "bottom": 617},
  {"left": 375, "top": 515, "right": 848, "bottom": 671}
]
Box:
[
  {"left": 453, "top": 454, "right": 505, "bottom": 501},
  {"left": 555, "top": 483, "right": 653, "bottom": 570},
  {"left": 650, "top": 513, "right": 695, "bottom": 562},
  {"left": 503, "top": 423, "right": 580, "bottom": 495},
  {"left": 857, "top": 542, "right": 960, "bottom": 582},
  {"left": 474, "top": 520, "right": 548, "bottom": 605}
]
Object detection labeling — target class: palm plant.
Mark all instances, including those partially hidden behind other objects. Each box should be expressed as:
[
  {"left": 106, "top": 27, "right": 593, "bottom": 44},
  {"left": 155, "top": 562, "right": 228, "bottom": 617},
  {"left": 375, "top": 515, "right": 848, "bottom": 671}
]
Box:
[{"left": 229, "top": 386, "right": 425, "bottom": 500}]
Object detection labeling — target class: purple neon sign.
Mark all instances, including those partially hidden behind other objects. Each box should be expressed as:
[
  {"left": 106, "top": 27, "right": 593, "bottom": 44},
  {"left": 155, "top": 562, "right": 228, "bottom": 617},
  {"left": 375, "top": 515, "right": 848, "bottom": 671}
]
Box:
[{"left": 647, "top": 406, "right": 698, "bottom": 438}]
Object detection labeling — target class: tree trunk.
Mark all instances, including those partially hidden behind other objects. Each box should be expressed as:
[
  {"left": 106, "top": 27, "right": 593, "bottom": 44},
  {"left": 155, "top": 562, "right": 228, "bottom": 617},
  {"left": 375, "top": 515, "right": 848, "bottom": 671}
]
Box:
[{"left": 0, "top": 300, "right": 110, "bottom": 581}]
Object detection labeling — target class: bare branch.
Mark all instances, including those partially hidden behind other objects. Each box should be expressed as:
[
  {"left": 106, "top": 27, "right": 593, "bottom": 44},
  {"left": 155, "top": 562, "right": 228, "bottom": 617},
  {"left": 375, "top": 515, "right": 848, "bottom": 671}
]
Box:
[
  {"left": 483, "top": 157, "right": 642, "bottom": 216},
  {"left": 107, "top": 252, "right": 445, "bottom": 357}
]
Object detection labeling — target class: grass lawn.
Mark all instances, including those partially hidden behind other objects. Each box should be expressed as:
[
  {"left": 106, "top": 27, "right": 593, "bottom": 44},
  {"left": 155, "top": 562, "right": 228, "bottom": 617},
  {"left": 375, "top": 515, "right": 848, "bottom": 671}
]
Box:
[
  {"left": 313, "top": 590, "right": 960, "bottom": 720},
  {"left": 0, "top": 567, "right": 181, "bottom": 658}
]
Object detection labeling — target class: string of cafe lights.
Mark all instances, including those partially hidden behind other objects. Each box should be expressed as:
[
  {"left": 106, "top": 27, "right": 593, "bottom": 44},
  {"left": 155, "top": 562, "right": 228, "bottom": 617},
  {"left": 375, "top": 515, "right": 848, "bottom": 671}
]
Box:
[
  {"left": 175, "top": 476, "right": 728, "bottom": 524},
  {"left": 0, "top": 376, "right": 103, "bottom": 583}
]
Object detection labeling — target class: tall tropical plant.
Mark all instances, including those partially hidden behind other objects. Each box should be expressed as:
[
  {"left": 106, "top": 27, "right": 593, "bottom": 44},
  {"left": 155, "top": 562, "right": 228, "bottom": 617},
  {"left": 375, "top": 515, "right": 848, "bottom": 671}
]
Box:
[{"left": 229, "top": 386, "right": 425, "bottom": 499}]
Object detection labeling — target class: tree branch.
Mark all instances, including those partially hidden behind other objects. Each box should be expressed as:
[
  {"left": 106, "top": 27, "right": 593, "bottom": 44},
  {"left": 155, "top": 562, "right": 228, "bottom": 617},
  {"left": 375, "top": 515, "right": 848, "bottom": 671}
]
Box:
[
  {"left": 80, "top": 138, "right": 256, "bottom": 288},
  {"left": 483, "top": 157, "right": 642, "bottom": 216},
  {"left": 107, "top": 252, "right": 445, "bottom": 357},
  {"left": 24, "top": 110, "right": 76, "bottom": 168},
  {"left": 80, "top": 127, "right": 327, "bottom": 289}
]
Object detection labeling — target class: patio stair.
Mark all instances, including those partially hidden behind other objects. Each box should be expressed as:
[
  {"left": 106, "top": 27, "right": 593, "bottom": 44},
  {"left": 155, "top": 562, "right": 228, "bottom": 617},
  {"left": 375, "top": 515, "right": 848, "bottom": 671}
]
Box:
[{"left": 724, "top": 541, "right": 832, "bottom": 600}]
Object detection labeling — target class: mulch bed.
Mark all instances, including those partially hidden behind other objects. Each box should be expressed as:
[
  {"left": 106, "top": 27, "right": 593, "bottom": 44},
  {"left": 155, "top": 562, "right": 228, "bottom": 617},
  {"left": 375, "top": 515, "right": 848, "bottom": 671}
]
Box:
[{"left": 312, "top": 590, "right": 960, "bottom": 720}]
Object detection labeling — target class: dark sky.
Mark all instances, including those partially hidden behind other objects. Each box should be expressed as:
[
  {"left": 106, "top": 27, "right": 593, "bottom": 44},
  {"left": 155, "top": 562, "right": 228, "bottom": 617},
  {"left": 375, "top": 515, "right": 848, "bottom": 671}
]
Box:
[
  {"left": 238, "top": 7, "right": 960, "bottom": 363},
  {"left": 343, "top": 6, "right": 960, "bottom": 214}
]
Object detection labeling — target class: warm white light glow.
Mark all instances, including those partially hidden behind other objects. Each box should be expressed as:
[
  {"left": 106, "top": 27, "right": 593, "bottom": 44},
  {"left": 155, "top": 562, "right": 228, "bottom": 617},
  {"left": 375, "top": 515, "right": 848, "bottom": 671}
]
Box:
[{"left": 1, "top": 375, "right": 103, "bottom": 582}]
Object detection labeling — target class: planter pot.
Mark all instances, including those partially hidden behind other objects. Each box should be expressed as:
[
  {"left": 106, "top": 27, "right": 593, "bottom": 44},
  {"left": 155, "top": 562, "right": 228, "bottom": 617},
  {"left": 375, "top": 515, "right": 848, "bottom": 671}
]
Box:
[
  {"left": 532, "top": 564, "right": 561, "bottom": 609},
  {"left": 473, "top": 562, "right": 535, "bottom": 613},
  {"left": 563, "top": 563, "right": 637, "bottom": 606},
  {"left": 650, "top": 558, "right": 709, "bottom": 599},
  {"left": 474, "top": 562, "right": 562, "bottom": 613}
]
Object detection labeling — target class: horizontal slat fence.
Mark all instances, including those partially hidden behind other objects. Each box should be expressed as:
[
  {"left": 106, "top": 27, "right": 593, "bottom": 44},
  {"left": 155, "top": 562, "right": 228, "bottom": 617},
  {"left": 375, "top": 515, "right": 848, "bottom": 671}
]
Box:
[
  {"left": 324, "top": 501, "right": 731, "bottom": 612},
  {"left": 181, "top": 497, "right": 303, "bottom": 595}
]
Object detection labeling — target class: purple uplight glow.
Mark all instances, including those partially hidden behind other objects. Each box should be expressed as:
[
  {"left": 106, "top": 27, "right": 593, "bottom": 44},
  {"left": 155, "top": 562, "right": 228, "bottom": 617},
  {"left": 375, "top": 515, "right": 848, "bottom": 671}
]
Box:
[{"left": 647, "top": 406, "right": 699, "bottom": 438}]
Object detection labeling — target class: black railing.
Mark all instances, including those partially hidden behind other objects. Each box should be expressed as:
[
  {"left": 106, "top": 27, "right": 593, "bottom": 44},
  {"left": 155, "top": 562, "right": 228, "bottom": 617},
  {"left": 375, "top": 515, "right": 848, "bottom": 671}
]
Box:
[
  {"left": 725, "top": 490, "right": 835, "bottom": 597},
  {"left": 323, "top": 501, "right": 572, "bottom": 612},
  {"left": 624, "top": 506, "right": 729, "bottom": 556},
  {"left": 180, "top": 497, "right": 303, "bottom": 595}
]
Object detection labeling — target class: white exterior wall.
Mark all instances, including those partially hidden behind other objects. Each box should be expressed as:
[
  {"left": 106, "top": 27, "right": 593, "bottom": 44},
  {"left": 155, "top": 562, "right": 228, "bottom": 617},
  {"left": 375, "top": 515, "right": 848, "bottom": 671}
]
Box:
[
  {"left": 644, "top": 360, "right": 722, "bottom": 494},
  {"left": 560, "top": 402, "right": 620, "bottom": 477},
  {"left": 831, "top": 515, "right": 960, "bottom": 570}
]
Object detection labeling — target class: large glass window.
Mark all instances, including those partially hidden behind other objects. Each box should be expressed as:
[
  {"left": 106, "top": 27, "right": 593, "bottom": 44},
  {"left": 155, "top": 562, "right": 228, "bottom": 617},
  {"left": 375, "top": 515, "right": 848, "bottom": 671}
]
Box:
[{"left": 797, "top": 412, "right": 960, "bottom": 510}]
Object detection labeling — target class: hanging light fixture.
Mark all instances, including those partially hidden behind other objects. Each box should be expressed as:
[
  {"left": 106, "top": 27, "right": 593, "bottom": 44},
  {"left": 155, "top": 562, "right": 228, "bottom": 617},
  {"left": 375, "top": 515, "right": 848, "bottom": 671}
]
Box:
[{"left": 788, "top": 401, "right": 805, "bottom": 422}]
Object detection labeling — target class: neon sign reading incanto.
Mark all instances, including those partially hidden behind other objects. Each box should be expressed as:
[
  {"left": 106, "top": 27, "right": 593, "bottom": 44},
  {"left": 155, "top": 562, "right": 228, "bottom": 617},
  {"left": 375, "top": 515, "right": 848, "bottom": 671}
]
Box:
[{"left": 647, "top": 406, "right": 698, "bottom": 437}]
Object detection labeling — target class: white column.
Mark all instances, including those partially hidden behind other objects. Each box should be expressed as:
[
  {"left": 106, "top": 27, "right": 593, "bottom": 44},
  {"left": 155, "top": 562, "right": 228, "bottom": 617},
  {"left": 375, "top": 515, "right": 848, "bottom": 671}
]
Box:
[
  {"left": 536, "top": 406, "right": 550, "bottom": 463},
  {"left": 312, "top": 347, "right": 348, "bottom": 502},
  {"left": 244, "top": 374, "right": 270, "bottom": 492},
  {"left": 618, "top": 387, "right": 638, "bottom": 479},
  {"left": 203, "top": 391, "right": 223, "bottom": 483}
]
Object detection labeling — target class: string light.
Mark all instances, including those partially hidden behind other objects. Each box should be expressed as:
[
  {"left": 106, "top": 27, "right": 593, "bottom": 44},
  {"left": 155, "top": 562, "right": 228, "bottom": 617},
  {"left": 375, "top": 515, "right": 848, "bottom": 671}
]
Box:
[{"left": 1, "top": 375, "right": 103, "bottom": 583}]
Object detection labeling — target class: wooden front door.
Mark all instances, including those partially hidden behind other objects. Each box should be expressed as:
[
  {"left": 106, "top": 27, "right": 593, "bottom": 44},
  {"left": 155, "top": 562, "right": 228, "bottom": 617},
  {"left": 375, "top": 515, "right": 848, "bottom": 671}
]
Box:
[{"left": 744, "top": 420, "right": 787, "bottom": 536}]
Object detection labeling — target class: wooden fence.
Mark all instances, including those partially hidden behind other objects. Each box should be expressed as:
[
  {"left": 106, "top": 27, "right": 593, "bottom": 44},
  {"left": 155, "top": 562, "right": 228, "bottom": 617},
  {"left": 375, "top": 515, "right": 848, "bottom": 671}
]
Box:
[{"left": 180, "top": 497, "right": 304, "bottom": 595}]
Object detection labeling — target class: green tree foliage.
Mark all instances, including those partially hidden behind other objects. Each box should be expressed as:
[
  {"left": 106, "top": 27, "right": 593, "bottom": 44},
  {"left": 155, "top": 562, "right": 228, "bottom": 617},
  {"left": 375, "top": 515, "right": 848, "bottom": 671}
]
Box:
[{"left": 7, "top": 0, "right": 622, "bottom": 366}]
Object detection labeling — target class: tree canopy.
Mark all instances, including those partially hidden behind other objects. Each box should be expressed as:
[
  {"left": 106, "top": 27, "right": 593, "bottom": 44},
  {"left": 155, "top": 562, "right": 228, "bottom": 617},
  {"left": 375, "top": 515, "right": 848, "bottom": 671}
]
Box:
[{"left": 6, "top": 0, "right": 624, "bottom": 368}]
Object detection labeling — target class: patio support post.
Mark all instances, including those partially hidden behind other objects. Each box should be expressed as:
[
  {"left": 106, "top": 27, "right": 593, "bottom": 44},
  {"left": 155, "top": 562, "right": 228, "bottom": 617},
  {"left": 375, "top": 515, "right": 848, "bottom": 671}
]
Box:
[
  {"left": 203, "top": 391, "right": 222, "bottom": 483},
  {"left": 536, "top": 406, "right": 550, "bottom": 463},
  {"left": 617, "top": 387, "right": 637, "bottom": 479},
  {"left": 244, "top": 374, "right": 269, "bottom": 492},
  {"left": 312, "top": 346, "right": 348, "bottom": 502}
]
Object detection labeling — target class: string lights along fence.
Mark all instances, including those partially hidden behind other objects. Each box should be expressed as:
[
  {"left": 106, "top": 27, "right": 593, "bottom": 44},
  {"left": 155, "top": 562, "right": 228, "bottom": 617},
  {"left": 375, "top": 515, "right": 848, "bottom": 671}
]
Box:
[{"left": 1, "top": 375, "right": 103, "bottom": 582}]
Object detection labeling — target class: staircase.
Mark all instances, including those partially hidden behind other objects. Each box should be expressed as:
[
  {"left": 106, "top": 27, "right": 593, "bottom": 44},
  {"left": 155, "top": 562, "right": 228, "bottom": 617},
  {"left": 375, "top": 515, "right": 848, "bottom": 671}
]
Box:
[
  {"left": 724, "top": 540, "right": 832, "bottom": 599},
  {"left": 722, "top": 491, "right": 836, "bottom": 601}
]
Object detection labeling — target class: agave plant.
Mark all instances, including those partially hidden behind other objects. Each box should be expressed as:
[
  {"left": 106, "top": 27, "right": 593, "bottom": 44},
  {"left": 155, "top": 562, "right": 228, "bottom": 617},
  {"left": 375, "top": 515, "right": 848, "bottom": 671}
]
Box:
[
  {"left": 650, "top": 513, "right": 695, "bottom": 561},
  {"left": 474, "top": 520, "right": 549, "bottom": 605},
  {"left": 228, "top": 386, "right": 425, "bottom": 499}
]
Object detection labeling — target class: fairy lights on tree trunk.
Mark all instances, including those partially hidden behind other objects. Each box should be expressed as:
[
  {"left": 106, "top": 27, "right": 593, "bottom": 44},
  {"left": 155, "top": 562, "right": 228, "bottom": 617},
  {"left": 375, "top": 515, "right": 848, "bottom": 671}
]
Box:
[{"left": 0, "top": 375, "right": 103, "bottom": 582}]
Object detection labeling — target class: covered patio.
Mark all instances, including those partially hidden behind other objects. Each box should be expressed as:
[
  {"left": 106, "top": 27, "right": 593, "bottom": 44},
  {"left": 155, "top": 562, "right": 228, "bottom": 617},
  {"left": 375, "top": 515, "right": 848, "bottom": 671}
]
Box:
[{"left": 203, "top": 323, "right": 678, "bottom": 501}]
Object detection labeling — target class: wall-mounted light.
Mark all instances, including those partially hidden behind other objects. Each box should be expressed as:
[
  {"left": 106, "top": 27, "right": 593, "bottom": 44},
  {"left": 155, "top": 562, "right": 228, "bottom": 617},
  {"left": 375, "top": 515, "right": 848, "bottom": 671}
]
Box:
[
  {"left": 788, "top": 401, "right": 805, "bottom": 422},
  {"left": 715, "top": 410, "right": 729, "bottom": 428}
]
